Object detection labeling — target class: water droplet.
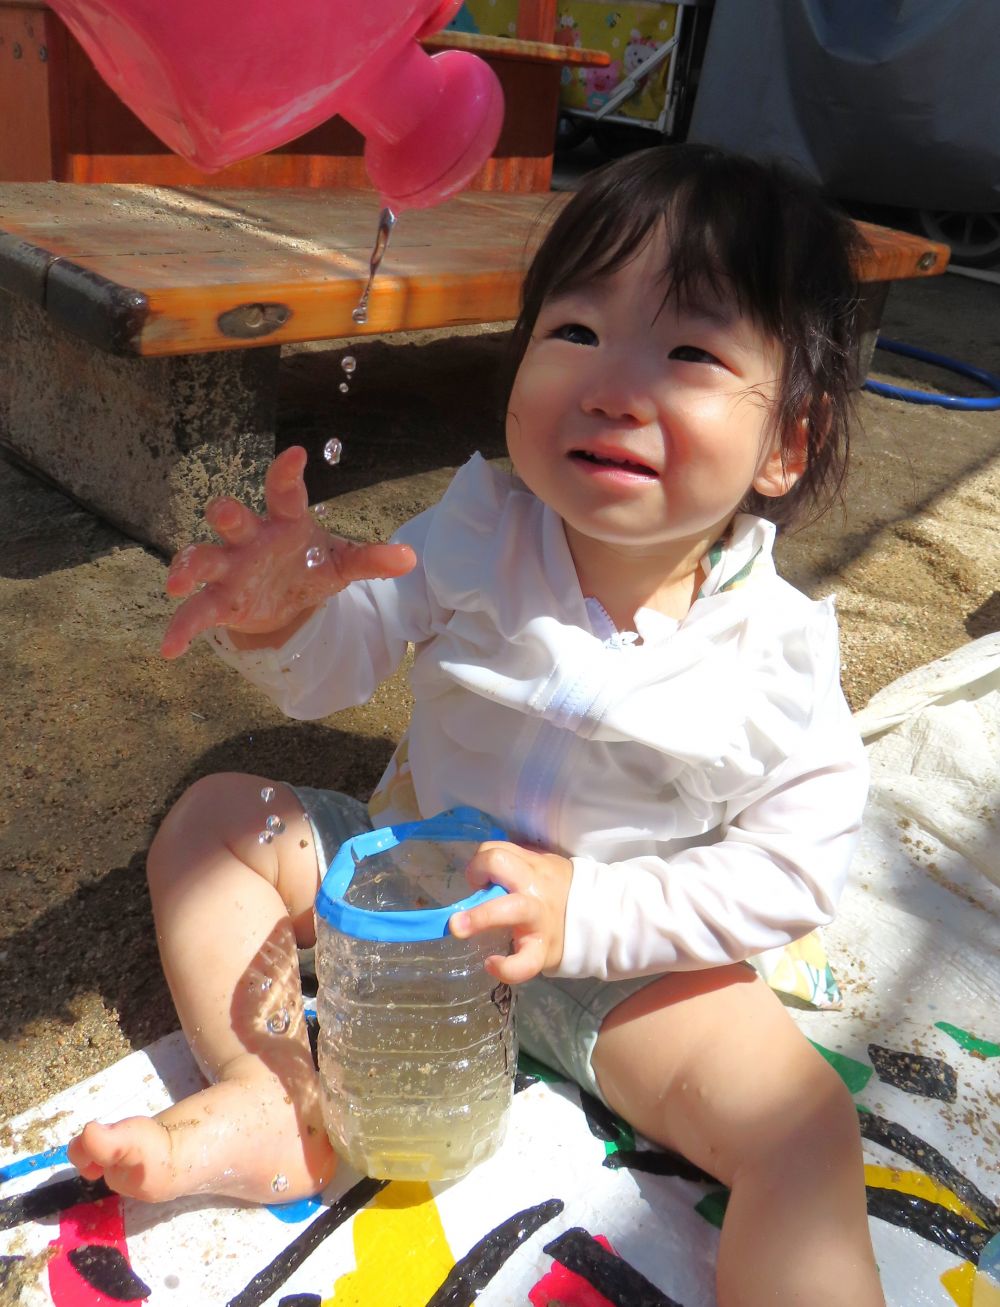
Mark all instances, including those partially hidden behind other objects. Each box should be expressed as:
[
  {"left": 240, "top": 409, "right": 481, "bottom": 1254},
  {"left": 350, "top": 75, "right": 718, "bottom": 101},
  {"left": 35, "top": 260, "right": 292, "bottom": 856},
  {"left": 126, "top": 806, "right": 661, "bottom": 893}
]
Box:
[
  {"left": 314, "top": 504, "right": 328, "bottom": 517},
  {"left": 260, "top": 977, "right": 273, "bottom": 992},
  {"left": 341, "top": 355, "right": 357, "bottom": 375},
  {"left": 352, "top": 206, "right": 396, "bottom": 326},
  {"left": 305, "top": 546, "right": 323, "bottom": 569},
  {"left": 258, "top": 830, "right": 274, "bottom": 845},
  {"left": 267, "top": 1008, "right": 290, "bottom": 1035},
  {"left": 271, "top": 1173, "right": 289, "bottom": 1194},
  {"left": 260, "top": 785, "right": 275, "bottom": 803},
  {"left": 265, "top": 815, "right": 285, "bottom": 834},
  {"left": 323, "top": 437, "right": 342, "bottom": 466},
  {"left": 338, "top": 382, "right": 350, "bottom": 394}
]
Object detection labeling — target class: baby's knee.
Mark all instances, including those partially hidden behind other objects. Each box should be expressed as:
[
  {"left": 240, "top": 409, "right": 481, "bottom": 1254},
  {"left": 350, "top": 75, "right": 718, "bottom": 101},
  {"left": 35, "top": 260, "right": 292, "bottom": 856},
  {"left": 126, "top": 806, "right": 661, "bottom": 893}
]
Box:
[{"left": 147, "top": 772, "right": 252, "bottom": 888}]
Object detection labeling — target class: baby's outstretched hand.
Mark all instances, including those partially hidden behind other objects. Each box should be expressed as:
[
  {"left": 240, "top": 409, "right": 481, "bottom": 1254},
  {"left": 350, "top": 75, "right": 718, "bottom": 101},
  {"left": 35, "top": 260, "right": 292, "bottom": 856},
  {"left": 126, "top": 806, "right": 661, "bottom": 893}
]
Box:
[
  {"left": 160, "top": 446, "right": 416, "bottom": 659},
  {"left": 449, "top": 841, "right": 573, "bottom": 984}
]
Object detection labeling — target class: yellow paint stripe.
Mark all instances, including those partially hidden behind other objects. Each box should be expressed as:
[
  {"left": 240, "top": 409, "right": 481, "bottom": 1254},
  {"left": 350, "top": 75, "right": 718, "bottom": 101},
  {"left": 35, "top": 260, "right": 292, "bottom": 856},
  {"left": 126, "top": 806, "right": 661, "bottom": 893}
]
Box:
[
  {"left": 325, "top": 1182, "right": 459, "bottom": 1307},
  {"left": 864, "top": 1164, "right": 986, "bottom": 1227},
  {"left": 940, "top": 1260, "right": 976, "bottom": 1307},
  {"left": 973, "top": 1275, "right": 1000, "bottom": 1307}
]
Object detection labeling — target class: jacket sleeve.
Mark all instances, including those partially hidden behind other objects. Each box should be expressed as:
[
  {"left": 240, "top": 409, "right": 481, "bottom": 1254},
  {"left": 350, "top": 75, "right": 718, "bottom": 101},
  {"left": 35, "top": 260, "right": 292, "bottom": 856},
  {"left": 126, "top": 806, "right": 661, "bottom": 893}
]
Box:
[
  {"left": 552, "top": 710, "right": 869, "bottom": 981},
  {"left": 203, "top": 508, "right": 443, "bottom": 720}
]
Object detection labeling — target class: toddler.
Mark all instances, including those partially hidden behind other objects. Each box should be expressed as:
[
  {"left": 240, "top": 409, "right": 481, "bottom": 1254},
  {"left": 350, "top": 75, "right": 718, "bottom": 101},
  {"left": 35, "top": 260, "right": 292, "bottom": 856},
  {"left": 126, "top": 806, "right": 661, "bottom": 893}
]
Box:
[{"left": 69, "top": 144, "right": 884, "bottom": 1305}]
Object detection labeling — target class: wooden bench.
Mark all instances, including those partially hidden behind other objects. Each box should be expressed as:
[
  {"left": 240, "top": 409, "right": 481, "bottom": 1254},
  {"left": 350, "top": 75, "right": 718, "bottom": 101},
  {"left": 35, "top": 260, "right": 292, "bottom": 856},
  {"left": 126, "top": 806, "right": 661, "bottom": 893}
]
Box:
[
  {"left": 0, "top": 183, "right": 949, "bottom": 554},
  {"left": 0, "top": 2, "right": 609, "bottom": 195}
]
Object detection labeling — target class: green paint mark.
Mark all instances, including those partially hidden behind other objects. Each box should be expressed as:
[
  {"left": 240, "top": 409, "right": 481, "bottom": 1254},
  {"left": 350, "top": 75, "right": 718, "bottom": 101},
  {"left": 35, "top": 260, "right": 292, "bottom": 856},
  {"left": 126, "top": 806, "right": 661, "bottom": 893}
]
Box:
[
  {"left": 517, "top": 1051, "right": 566, "bottom": 1083},
  {"left": 809, "top": 1040, "right": 873, "bottom": 1094},
  {"left": 603, "top": 1118, "right": 635, "bottom": 1159},
  {"left": 935, "top": 1021, "right": 1000, "bottom": 1059},
  {"left": 695, "top": 1188, "right": 731, "bottom": 1229}
]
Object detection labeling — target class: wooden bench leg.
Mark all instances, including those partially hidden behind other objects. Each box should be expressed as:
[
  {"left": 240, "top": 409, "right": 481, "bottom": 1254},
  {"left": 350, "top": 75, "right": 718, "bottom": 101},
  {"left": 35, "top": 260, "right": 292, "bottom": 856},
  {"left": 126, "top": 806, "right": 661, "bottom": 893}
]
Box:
[
  {"left": 855, "top": 280, "right": 890, "bottom": 387},
  {"left": 0, "top": 295, "right": 280, "bottom": 556}
]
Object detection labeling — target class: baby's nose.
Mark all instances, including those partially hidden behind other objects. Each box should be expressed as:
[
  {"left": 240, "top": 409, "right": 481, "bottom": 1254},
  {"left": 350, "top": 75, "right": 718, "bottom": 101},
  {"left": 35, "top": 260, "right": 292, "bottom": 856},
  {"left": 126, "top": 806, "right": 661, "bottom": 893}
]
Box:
[{"left": 581, "top": 367, "right": 658, "bottom": 425}]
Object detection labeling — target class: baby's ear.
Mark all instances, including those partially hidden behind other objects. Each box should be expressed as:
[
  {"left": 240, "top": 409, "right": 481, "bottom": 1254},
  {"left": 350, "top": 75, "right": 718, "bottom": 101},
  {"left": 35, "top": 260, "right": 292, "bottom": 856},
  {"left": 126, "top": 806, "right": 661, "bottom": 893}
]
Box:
[{"left": 752, "top": 420, "right": 808, "bottom": 499}]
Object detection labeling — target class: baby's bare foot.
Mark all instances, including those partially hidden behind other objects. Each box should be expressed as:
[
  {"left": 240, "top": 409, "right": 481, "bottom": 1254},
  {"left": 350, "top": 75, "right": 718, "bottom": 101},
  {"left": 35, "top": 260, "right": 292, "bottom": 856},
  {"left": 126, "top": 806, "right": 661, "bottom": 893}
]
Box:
[
  {"left": 68, "top": 1117, "right": 182, "bottom": 1203},
  {"left": 68, "top": 1063, "right": 337, "bottom": 1205}
]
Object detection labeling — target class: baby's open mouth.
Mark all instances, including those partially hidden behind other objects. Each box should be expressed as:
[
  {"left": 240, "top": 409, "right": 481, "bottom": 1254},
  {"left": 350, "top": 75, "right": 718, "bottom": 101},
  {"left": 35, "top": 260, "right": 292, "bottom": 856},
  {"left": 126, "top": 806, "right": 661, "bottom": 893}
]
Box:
[{"left": 570, "top": 449, "right": 658, "bottom": 478}]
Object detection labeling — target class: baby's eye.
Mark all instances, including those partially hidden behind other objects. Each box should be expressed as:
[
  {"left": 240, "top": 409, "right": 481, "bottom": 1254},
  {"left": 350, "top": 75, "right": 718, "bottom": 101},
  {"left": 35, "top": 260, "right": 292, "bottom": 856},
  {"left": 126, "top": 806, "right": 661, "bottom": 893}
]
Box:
[
  {"left": 552, "top": 322, "right": 598, "bottom": 347},
  {"left": 669, "top": 344, "right": 721, "bottom": 365}
]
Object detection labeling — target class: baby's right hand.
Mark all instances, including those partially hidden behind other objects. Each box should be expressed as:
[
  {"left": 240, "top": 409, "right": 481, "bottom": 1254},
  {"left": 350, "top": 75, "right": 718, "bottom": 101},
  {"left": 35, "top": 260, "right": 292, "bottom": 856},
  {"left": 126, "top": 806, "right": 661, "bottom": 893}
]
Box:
[{"left": 160, "top": 446, "right": 416, "bottom": 659}]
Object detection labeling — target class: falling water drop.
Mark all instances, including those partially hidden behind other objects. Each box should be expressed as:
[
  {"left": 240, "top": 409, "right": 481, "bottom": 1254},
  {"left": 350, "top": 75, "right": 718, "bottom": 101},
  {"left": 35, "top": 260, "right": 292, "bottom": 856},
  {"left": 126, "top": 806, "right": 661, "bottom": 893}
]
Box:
[
  {"left": 323, "top": 437, "right": 343, "bottom": 466},
  {"left": 313, "top": 504, "right": 328, "bottom": 518},
  {"left": 305, "top": 546, "right": 323, "bottom": 569},
  {"left": 352, "top": 206, "right": 396, "bottom": 326},
  {"left": 266, "top": 815, "right": 285, "bottom": 835},
  {"left": 271, "top": 1174, "right": 289, "bottom": 1194},
  {"left": 261, "top": 977, "right": 273, "bottom": 992},
  {"left": 338, "top": 382, "right": 350, "bottom": 395},
  {"left": 258, "top": 830, "right": 274, "bottom": 845},
  {"left": 341, "top": 355, "right": 357, "bottom": 375},
  {"left": 267, "top": 1008, "right": 290, "bottom": 1035},
  {"left": 260, "top": 785, "right": 275, "bottom": 803}
]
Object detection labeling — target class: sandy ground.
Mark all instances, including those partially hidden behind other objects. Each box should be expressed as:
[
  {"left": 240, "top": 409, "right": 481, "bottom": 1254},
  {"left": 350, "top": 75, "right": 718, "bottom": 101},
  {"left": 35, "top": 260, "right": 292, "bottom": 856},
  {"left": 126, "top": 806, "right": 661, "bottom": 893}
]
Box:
[{"left": 1, "top": 265, "right": 998, "bottom": 1133}]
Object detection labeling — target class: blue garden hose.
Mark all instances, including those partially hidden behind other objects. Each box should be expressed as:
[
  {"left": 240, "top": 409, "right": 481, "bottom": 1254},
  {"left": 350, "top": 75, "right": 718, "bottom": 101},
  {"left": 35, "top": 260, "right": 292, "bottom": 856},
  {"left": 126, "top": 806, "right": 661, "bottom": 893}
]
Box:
[{"left": 864, "top": 336, "right": 1000, "bottom": 410}]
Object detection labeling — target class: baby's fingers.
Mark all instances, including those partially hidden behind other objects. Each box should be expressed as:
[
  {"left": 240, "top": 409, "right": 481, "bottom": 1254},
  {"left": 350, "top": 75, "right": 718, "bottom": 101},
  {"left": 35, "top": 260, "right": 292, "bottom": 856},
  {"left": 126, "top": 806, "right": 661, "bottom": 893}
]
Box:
[
  {"left": 264, "top": 446, "right": 310, "bottom": 522},
  {"left": 204, "top": 497, "right": 261, "bottom": 547},
  {"left": 165, "top": 542, "right": 229, "bottom": 598},
  {"left": 331, "top": 540, "right": 417, "bottom": 586},
  {"left": 160, "top": 587, "right": 228, "bottom": 660},
  {"left": 485, "top": 937, "right": 547, "bottom": 986}
]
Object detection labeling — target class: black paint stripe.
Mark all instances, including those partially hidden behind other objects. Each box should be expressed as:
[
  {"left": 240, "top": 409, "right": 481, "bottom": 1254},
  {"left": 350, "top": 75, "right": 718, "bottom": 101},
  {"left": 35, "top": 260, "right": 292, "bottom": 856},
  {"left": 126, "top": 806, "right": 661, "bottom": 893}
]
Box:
[
  {"left": 859, "top": 1112, "right": 1000, "bottom": 1228},
  {"left": 227, "top": 1177, "right": 387, "bottom": 1307},
  {"left": 67, "top": 1244, "right": 152, "bottom": 1300},
  {"left": 543, "top": 1227, "right": 683, "bottom": 1307},
  {"left": 579, "top": 1090, "right": 628, "bottom": 1145},
  {"left": 604, "top": 1149, "right": 716, "bottom": 1184},
  {"left": 867, "top": 1044, "right": 958, "bottom": 1102},
  {"left": 866, "top": 1188, "right": 991, "bottom": 1263},
  {"left": 0, "top": 1175, "right": 110, "bottom": 1231},
  {"left": 424, "top": 1198, "right": 564, "bottom": 1306}
]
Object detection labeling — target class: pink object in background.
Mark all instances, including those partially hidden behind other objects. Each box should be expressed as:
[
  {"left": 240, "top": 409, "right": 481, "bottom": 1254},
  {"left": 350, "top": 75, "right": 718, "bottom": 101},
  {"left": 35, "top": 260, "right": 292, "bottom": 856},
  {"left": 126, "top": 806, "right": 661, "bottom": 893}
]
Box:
[{"left": 44, "top": 0, "right": 504, "bottom": 210}]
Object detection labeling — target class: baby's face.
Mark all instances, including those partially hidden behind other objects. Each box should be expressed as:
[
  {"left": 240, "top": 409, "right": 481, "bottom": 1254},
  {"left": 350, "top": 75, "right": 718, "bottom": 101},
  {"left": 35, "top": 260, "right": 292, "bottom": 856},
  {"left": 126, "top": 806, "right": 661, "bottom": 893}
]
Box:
[{"left": 505, "top": 232, "right": 796, "bottom": 571}]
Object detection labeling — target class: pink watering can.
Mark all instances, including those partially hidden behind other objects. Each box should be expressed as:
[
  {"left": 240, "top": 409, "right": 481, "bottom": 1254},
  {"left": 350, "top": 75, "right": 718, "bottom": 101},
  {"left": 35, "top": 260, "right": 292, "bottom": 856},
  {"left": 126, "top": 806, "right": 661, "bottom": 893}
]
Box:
[{"left": 45, "top": 0, "right": 504, "bottom": 209}]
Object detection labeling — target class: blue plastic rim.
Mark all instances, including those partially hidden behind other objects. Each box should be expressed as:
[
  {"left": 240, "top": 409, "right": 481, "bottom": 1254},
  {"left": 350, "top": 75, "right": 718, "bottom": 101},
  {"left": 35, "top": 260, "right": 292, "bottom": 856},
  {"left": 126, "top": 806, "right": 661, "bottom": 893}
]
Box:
[
  {"left": 315, "top": 806, "right": 508, "bottom": 943},
  {"left": 865, "top": 336, "right": 1000, "bottom": 410}
]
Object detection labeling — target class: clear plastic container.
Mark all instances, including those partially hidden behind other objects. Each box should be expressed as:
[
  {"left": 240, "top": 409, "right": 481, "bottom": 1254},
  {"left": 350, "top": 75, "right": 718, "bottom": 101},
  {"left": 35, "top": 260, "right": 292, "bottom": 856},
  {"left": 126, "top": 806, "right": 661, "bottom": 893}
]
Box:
[{"left": 314, "top": 808, "right": 517, "bottom": 1182}]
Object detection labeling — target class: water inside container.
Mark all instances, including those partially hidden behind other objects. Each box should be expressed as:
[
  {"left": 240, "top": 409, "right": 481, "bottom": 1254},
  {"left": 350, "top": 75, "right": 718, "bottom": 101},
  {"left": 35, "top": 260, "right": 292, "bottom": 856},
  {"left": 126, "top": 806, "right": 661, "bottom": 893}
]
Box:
[{"left": 342, "top": 840, "right": 474, "bottom": 915}]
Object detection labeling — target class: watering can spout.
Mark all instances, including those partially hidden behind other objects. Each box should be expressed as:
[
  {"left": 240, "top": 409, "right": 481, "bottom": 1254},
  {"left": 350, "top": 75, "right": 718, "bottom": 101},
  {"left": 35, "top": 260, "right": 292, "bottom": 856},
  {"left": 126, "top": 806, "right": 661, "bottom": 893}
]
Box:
[{"left": 46, "top": 0, "right": 504, "bottom": 210}]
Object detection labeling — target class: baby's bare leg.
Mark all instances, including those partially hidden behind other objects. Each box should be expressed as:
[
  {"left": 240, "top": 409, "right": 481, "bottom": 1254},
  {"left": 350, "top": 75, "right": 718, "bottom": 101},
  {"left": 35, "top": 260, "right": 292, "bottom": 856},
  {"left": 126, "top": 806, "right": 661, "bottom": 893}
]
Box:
[
  {"left": 592, "top": 966, "right": 884, "bottom": 1307},
  {"left": 68, "top": 773, "right": 336, "bottom": 1204}
]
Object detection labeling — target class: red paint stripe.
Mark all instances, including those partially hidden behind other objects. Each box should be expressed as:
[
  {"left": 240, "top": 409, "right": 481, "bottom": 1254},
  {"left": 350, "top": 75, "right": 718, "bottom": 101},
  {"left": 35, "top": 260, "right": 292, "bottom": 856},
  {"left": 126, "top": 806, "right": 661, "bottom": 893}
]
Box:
[
  {"left": 47, "top": 1194, "right": 145, "bottom": 1306},
  {"left": 528, "top": 1233, "right": 619, "bottom": 1307}
]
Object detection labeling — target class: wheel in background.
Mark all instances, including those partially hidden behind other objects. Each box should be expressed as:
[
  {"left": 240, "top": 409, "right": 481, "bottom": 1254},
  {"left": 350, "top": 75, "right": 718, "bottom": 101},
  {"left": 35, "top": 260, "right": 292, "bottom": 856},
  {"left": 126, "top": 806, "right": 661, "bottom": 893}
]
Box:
[{"left": 916, "top": 208, "right": 1000, "bottom": 268}]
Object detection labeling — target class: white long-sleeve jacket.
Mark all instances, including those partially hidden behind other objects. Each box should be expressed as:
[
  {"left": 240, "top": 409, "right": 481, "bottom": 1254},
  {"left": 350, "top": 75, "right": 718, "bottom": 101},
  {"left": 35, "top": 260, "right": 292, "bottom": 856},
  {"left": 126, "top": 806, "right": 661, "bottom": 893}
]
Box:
[{"left": 209, "top": 455, "right": 868, "bottom": 982}]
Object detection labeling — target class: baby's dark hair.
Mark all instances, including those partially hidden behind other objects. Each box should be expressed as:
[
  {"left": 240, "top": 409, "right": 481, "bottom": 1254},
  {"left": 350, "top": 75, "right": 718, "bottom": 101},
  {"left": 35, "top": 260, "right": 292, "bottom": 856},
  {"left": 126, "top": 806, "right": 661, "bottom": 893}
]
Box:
[{"left": 509, "top": 143, "right": 868, "bottom": 530}]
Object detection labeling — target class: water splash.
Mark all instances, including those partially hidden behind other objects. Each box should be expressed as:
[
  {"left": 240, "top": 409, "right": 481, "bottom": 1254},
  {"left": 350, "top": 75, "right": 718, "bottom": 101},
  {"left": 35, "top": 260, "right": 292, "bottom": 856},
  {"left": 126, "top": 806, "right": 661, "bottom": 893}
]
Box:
[
  {"left": 352, "top": 206, "right": 396, "bottom": 325},
  {"left": 323, "top": 437, "right": 343, "bottom": 466},
  {"left": 266, "top": 1008, "right": 290, "bottom": 1035}
]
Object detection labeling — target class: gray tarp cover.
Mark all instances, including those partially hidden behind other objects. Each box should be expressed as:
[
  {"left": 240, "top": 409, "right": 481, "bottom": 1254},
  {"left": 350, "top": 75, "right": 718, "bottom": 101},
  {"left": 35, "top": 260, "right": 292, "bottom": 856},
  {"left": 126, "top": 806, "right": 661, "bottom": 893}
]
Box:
[{"left": 688, "top": 0, "right": 1000, "bottom": 211}]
